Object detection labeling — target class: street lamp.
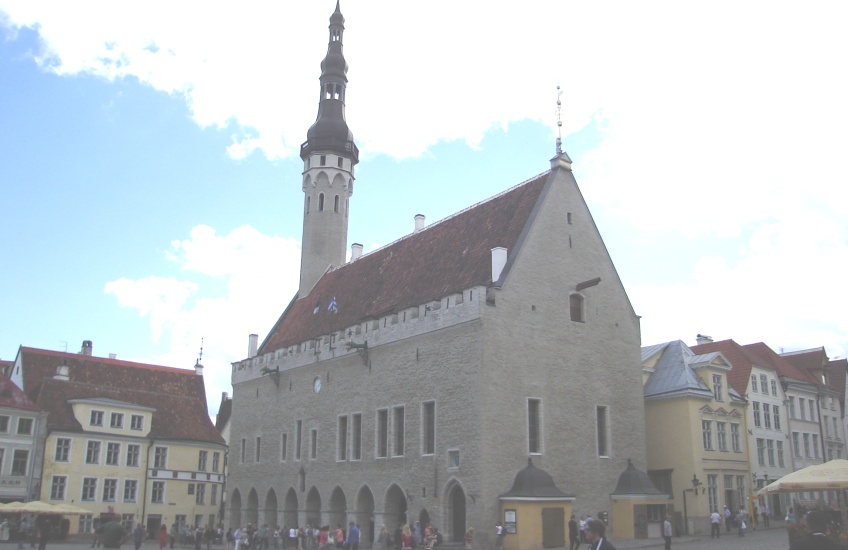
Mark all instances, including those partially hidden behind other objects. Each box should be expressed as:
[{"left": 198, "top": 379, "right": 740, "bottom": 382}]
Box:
[{"left": 682, "top": 475, "right": 703, "bottom": 535}]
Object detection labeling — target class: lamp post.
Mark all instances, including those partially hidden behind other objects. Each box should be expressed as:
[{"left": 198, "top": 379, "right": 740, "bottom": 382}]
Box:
[{"left": 682, "top": 475, "right": 703, "bottom": 535}]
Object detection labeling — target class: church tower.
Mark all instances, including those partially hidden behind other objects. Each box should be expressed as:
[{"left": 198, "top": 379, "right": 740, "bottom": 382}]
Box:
[{"left": 299, "top": 1, "right": 359, "bottom": 297}]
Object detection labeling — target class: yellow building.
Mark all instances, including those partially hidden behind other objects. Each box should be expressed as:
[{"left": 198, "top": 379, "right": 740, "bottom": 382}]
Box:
[
  {"left": 642, "top": 340, "right": 751, "bottom": 535},
  {"left": 12, "top": 342, "right": 226, "bottom": 537}
]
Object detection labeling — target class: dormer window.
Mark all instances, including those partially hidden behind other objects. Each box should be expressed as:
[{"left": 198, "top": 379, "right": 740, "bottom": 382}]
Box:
[{"left": 712, "top": 374, "right": 723, "bottom": 402}]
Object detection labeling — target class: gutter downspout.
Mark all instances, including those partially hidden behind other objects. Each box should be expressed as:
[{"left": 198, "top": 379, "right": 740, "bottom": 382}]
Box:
[
  {"left": 142, "top": 438, "right": 154, "bottom": 526},
  {"left": 27, "top": 417, "right": 46, "bottom": 501}
]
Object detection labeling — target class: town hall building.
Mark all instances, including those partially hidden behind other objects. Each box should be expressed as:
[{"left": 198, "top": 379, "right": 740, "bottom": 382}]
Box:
[{"left": 226, "top": 2, "right": 652, "bottom": 546}]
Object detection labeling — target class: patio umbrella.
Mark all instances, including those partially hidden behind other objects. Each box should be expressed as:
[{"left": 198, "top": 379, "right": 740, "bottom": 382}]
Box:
[
  {"left": 48, "top": 503, "right": 92, "bottom": 515},
  {"left": 1, "top": 501, "right": 60, "bottom": 514},
  {"left": 755, "top": 459, "right": 848, "bottom": 496}
]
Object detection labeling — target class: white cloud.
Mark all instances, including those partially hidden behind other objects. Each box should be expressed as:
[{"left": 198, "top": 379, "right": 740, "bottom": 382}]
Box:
[{"left": 106, "top": 225, "right": 301, "bottom": 412}]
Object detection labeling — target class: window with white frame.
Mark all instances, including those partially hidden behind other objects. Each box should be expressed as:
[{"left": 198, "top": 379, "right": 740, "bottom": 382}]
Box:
[
  {"left": 756, "top": 438, "right": 765, "bottom": 466},
  {"left": 812, "top": 434, "right": 820, "bottom": 458},
  {"left": 90, "top": 410, "right": 104, "bottom": 426},
  {"left": 130, "top": 414, "right": 144, "bottom": 431},
  {"left": 763, "top": 404, "right": 771, "bottom": 429},
  {"left": 753, "top": 402, "right": 761, "bottom": 427},
  {"left": 803, "top": 433, "right": 811, "bottom": 457},
  {"left": 102, "top": 478, "right": 118, "bottom": 501},
  {"left": 777, "top": 441, "right": 785, "bottom": 467},
  {"left": 800, "top": 398, "right": 807, "bottom": 420},
  {"left": 86, "top": 441, "right": 101, "bottom": 464},
  {"left": 213, "top": 451, "right": 220, "bottom": 472},
  {"left": 712, "top": 374, "right": 723, "bottom": 402},
  {"left": 151, "top": 481, "right": 165, "bottom": 503},
  {"left": 731, "top": 423, "right": 741, "bottom": 452},
  {"left": 124, "top": 480, "right": 137, "bottom": 502},
  {"left": 793, "top": 432, "right": 801, "bottom": 457},
  {"left": 50, "top": 476, "right": 67, "bottom": 500},
  {"left": 79, "top": 515, "right": 93, "bottom": 534},
  {"left": 110, "top": 413, "right": 123, "bottom": 429},
  {"left": 126, "top": 444, "right": 140, "bottom": 467},
  {"left": 809, "top": 400, "right": 816, "bottom": 422},
  {"left": 767, "top": 439, "right": 775, "bottom": 466},
  {"left": 789, "top": 396, "right": 796, "bottom": 419},
  {"left": 198, "top": 450, "right": 208, "bottom": 471},
  {"left": 0, "top": 416, "right": 8, "bottom": 432},
  {"left": 55, "top": 438, "right": 71, "bottom": 462},
  {"left": 702, "top": 420, "right": 713, "bottom": 450},
  {"left": 106, "top": 442, "right": 120, "bottom": 465},
  {"left": 707, "top": 474, "right": 718, "bottom": 513},
  {"left": 751, "top": 376, "right": 758, "bottom": 392},
  {"left": 17, "top": 418, "right": 33, "bottom": 435},
  {"left": 196, "top": 483, "right": 205, "bottom": 505},
  {"left": 760, "top": 374, "right": 768, "bottom": 393},
  {"left": 771, "top": 379, "right": 777, "bottom": 396},
  {"left": 153, "top": 446, "right": 167, "bottom": 469},
  {"left": 716, "top": 422, "right": 728, "bottom": 451},
  {"left": 81, "top": 477, "right": 97, "bottom": 501},
  {"left": 774, "top": 406, "right": 781, "bottom": 430}
]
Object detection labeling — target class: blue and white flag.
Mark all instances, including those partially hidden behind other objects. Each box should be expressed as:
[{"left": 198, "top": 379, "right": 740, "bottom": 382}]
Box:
[
  {"left": 328, "top": 296, "right": 338, "bottom": 313},
  {"left": 313, "top": 297, "right": 321, "bottom": 314}
]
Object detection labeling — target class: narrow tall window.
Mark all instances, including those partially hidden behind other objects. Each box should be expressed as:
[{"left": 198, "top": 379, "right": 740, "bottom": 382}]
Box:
[
  {"left": 55, "top": 438, "right": 71, "bottom": 462},
  {"left": 716, "top": 422, "right": 727, "bottom": 451},
  {"left": 153, "top": 446, "right": 168, "bottom": 469},
  {"left": 86, "top": 441, "right": 101, "bottom": 464},
  {"left": 789, "top": 396, "right": 796, "bottom": 419},
  {"left": 753, "top": 402, "right": 761, "bottom": 427},
  {"left": 50, "top": 476, "right": 67, "bottom": 500},
  {"left": 712, "top": 374, "right": 723, "bottom": 402},
  {"left": 338, "top": 416, "right": 348, "bottom": 460},
  {"left": 751, "top": 375, "right": 758, "bottom": 392},
  {"left": 198, "top": 450, "right": 208, "bottom": 471},
  {"left": 767, "top": 439, "right": 775, "bottom": 466},
  {"left": 212, "top": 451, "right": 220, "bottom": 472},
  {"left": 106, "top": 442, "right": 120, "bottom": 465},
  {"left": 393, "top": 406, "right": 405, "bottom": 456},
  {"left": 707, "top": 475, "right": 718, "bottom": 513},
  {"left": 422, "top": 401, "right": 435, "bottom": 455},
  {"left": 196, "top": 483, "right": 206, "bottom": 505},
  {"left": 756, "top": 438, "right": 765, "bottom": 466},
  {"left": 126, "top": 444, "right": 140, "bottom": 467},
  {"left": 334, "top": 195, "right": 339, "bottom": 213},
  {"left": 310, "top": 429, "right": 318, "bottom": 460},
  {"left": 11, "top": 450, "right": 28, "bottom": 476},
  {"left": 377, "top": 409, "right": 388, "bottom": 458},
  {"left": 702, "top": 420, "right": 713, "bottom": 451},
  {"left": 352, "top": 414, "right": 362, "bottom": 460},
  {"left": 731, "top": 423, "right": 741, "bottom": 452},
  {"left": 296, "top": 420, "right": 303, "bottom": 460},
  {"left": 771, "top": 379, "right": 778, "bottom": 396},
  {"left": 763, "top": 403, "right": 772, "bottom": 428},
  {"left": 777, "top": 441, "right": 785, "bottom": 467},
  {"left": 151, "top": 481, "right": 165, "bottom": 503},
  {"left": 82, "top": 478, "right": 97, "bottom": 501},
  {"left": 281, "top": 433, "right": 288, "bottom": 462},
  {"left": 774, "top": 406, "right": 781, "bottom": 430},
  {"left": 597, "top": 405, "right": 608, "bottom": 456},
  {"left": 124, "top": 480, "right": 138, "bottom": 502},
  {"left": 528, "top": 399, "right": 541, "bottom": 454},
  {"left": 318, "top": 193, "right": 325, "bottom": 211},
  {"left": 760, "top": 374, "right": 768, "bottom": 394},
  {"left": 569, "top": 294, "right": 584, "bottom": 322},
  {"left": 255, "top": 437, "right": 261, "bottom": 463}
]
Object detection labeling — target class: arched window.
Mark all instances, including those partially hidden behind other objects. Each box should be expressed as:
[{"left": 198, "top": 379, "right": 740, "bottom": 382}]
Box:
[
  {"left": 318, "top": 193, "right": 324, "bottom": 212},
  {"left": 570, "top": 294, "right": 585, "bottom": 323},
  {"left": 306, "top": 196, "right": 310, "bottom": 214},
  {"left": 334, "top": 195, "right": 339, "bottom": 213}
]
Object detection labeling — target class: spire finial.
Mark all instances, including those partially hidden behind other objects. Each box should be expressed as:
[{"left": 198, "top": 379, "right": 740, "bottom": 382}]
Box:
[
  {"left": 197, "top": 337, "right": 204, "bottom": 365},
  {"left": 555, "top": 85, "right": 563, "bottom": 155}
]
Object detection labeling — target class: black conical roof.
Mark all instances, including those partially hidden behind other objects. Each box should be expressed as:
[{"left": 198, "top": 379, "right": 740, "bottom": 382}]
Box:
[
  {"left": 611, "top": 459, "right": 666, "bottom": 496},
  {"left": 500, "top": 458, "right": 574, "bottom": 499}
]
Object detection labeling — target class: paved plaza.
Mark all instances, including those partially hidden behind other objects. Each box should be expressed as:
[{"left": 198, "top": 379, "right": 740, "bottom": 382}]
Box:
[{"left": 2, "top": 525, "right": 794, "bottom": 550}]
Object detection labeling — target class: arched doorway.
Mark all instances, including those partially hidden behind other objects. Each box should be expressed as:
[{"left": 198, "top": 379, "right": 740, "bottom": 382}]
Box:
[
  {"left": 445, "top": 483, "right": 466, "bottom": 542},
  {"left": 306, "top": 487, "right": 322, "bottom": 528},
  {"left": 284, "top": 488, "right": 299, "bottom": 529},
  {"left": 247, "top": 488, "right": 260, "bottom": 527},
  {"left": 355, "top": 486, "right": 375, "bottom": 547},
  {"left": 384, "top": 485, "right": 407, "bottom": 530},
  {"left": 265, "top": 489, "right": 279, "bottom": 528},
  {"left": 329, "top": 486, "right": 347, "bottom": 529},
  {"left": 229, "top": 489, "right": 242, "bottom": 529}
]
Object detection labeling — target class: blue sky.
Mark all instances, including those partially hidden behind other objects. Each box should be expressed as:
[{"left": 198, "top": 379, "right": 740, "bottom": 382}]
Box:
[{"left": 2, "top": 2, "right": 847, "bottom": 416}]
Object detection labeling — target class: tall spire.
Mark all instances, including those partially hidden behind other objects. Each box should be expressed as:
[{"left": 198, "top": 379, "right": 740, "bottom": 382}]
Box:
[
  {"left": 298, "top": 2, "right": 359, "bottom": 297},
  {"left": 300, "top": 0, "right": 359, "bottom": 164}
]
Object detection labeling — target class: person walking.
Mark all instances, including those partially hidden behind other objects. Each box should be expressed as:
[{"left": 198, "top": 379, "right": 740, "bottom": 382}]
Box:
[
  {"left": 662, "top": 516, "right": 672, "bottom": 550},
  {"left": 709, "top": 510, "right": 721, "bottom": 538},
  {"left": 463, "top": 528, "right": 473, "bottom": 550},
  {"left": 36, "top": 519, "right": 50, "bottom": 550},
  {"left": 736, "top": 510, "right": 746, "bottom": 537},
  {"left": 723, "top": 505, "right": 732, "bottom": 533},
  {"left": 493, "top": 522, "right": 504, "bottom": 550},
  {"left": 584, "top": 520, "right": 615, "bottom": 550},
  {"left": 567, "top": 515, "right": 578, "bottom": 550},
  {"left": 159, "top": 526, "right": 168, "bottom": 550},
  {"left": 133, "top": 524, "right": 145, "bottom": 550}
]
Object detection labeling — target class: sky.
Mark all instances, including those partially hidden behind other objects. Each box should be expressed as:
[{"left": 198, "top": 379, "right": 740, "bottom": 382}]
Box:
[{"left": 1, "top": 2, "right": 847, "bottom": 417}]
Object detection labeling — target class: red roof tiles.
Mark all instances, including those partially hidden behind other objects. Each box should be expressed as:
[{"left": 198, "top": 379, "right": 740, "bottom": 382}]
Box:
[
  {"left": 18, "top": 347, "right": 223, "bottom": 445},
  {"left": 259, "top": 172, "right": 549, "bottom": 354},
  {"left": 0, "top": 376, "right": 41, "bottom": 413}
]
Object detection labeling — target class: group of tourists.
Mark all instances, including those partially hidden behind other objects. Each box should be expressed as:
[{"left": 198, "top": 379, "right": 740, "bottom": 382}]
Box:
[{"left": 228, "top": 522, "right": 360, "bottom": 550}]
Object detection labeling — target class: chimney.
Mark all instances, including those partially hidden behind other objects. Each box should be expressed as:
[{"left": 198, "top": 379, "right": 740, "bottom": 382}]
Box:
[
  {"left": 80, "top": 340, "right": 93, "bottom": 356},
  {"left": 696, "top": 334, "right": 714, "bottom": 345},
  {"left": 55, "top": 362, "right": 70, "bottom": 381},
  {"left": 222, "top": 391, "right": 229, "bottom": 402},
  {"left": 350, "top": 243, "right": 363, "bottom": 262},
  {"left": 414, "top": 214, "right": 425, "bottom": 233},
  {"left": 248, "top": 334, "right": 259, "bottom": 358},
  {"left": 194, "top": 360, "right": 204, "bottom": 376},
  {"left": 108, "top": 353, "right": 117, "bottom": 359},
  {"left": 491, "top": 247, "right": 507, "bottom": 283}
]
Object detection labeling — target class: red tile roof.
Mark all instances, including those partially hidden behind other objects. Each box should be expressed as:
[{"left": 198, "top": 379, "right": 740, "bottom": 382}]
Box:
[
  {"left": 259, "top": 171, "right": 550, "bottom": 354},
  {"left": 780, "top": 348, "right": 828, "bottom": 380},
  {"left": 18, "top": 347, "right": 224, "bottom": 445},
  {"left": 691, "top": 339, "right": 762, "bottom": 395},
  {"left": 0, "top": 376, "right": 41, "bottom": 413},
  {"left": 826, "top": 358, "right": 847, "bottom": 400},
  {"left": 743, "top": 342, "right": 821, "bottom": 386}
]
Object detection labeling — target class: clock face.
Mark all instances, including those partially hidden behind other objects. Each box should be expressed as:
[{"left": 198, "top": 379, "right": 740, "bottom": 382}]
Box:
[{"left": 313, "top": 377, "right": 322, "bottom": 393}]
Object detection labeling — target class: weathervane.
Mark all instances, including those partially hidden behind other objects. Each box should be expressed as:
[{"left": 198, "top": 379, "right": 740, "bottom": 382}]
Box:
[
  {"left": 197, "top": 337, "right": 204, "bottom": 365},
  {"left": 555, "top": 85, "right": 563, "bottom": 155}
]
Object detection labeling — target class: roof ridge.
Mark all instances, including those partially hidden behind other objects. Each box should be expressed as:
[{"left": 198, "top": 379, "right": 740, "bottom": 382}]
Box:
[
  {"left": 21, "top": 347, "right": 197, "bottom": 375},
  {"left": 329, "top": 169, "right": 551, "bottom": 269},
  {"left": 779, "top": 346, "right": 826, "bottom": 356}
]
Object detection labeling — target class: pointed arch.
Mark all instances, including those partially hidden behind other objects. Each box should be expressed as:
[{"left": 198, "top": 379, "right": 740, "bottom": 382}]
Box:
[
  {"left": 229, "top": 488, "right": 242, "bottom": 529},
  {"left": 355, "top": 485, "right": 375, "bottom": 547},
  {"left": 331, "top": 173, "right": 346, "bottom": 189},
  {"left": 328, "top": 486, "right": 347, "bottom": 529},
  {"left": 316, "top": 171, "right": 331, "bottom": 187},
  {"left": 443, "top": 478, "right": 467, "bottom": 542},
  {"left": 306, "top": 486, "right": 322, "bottom": 529},
  {"left": 383, "top": 484, "right": 408, "bottom": 529},
  {"left": 246, "top": 487, "right": 260, "bottom": 527},
  {"left": 265, "top": 488, "right": 279, "bottom": 529},
  {"left": 284, "top": 487, "right": 299, "bottom": 529}
]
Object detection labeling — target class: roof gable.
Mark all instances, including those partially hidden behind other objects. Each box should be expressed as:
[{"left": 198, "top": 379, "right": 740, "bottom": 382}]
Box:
[
  {"left": 743, "top": 343, "right": 821, "bottom": 386},
  {"left": 259, "top": 171, "right": 549, "bottom": 353},
  {"left": 691, "top": 339, "right": 760, "bottom": 395},
  {"left": 0, "top": 376, "right": 41, "bottom": 413}
]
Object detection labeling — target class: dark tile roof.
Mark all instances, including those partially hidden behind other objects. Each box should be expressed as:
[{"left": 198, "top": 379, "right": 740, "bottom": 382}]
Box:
[
  {"left": 743, "top": 343, "right": 821, "bottom": 386},
  {"left": 0, "top": 360, "right": 12, "bottom": 378},
  {"left": 780, "top": 348, "right": 828, "bottom": 373},
  {"left": 259, "top": 172, "right": 549, "bottom": 353},
  {"left": 215, "top": 393, "right": 232, "bottom": 433},
  {"left": 0, "top": 376, "right": 41, "bottom": 413},
  {"left": 826, "top": 358, "right": 847, "bottom": 400},
  {"left": 500, "top": 458, "right": 574, "bottom": 499},
  {"left": 612, "top": 459, "right": 666, "bottom": 496},
  {"left": 19, "top": 347, "right": 224, "bottom": 445}
]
